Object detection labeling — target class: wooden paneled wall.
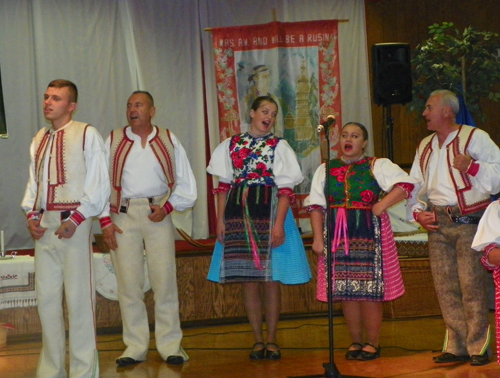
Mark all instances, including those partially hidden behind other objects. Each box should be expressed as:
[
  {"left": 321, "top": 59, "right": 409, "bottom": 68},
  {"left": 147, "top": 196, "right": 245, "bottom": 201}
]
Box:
[
  {"left": 0, "top": 250, "right": 329, "bottom": 338},
  {"left": 364, "top": 0, "right": 500, "bottom": 167}
]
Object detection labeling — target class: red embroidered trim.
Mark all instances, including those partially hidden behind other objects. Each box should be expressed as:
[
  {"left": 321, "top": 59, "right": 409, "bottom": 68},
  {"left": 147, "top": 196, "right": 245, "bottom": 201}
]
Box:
[
  {"left": 70, "top": 210, "right": 85, "bottom": 226},
  {"left": 482, "top": 243, "right": 498, "bottom": 269},
  {"left": 277, "top": 187, "right": 296, "bottom": 204},
  {"left": 99, "top": 216, "right": 113, "bottom": 229},
  {"left": 27, "top": 212, "right": 41, "bottom": 221},
  {"left": 163, "top": 201, "right": 174, "bottom": 215},
  {"left": 467, "top": 161, "right": 479, "bottom": 176},
  {"left": 212, "top": 182, "right": 231, "bottom": 195},
  {"left": 395, "top": 182, "right": 414, "bottom": 199},
  {"left": 307, "top": 204, "right": 325, "bottom": 214}
]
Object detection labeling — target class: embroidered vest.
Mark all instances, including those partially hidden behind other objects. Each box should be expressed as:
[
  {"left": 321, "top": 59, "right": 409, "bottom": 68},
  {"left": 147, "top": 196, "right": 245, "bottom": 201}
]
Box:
[
  {"left": 417, "top": 125, "right": 490, "bottom": 215},
  {"left": 229, "top": 133, "right": 280, "bottom": 186},
  {"left": 33, "top": 121, "right": 89, "bottom": 211},
  {"left": 327, "top": 157, "right": 380, "bottom": 210},
  {"left": 108, "top": 126, "right": 176, "bottom": 213}
]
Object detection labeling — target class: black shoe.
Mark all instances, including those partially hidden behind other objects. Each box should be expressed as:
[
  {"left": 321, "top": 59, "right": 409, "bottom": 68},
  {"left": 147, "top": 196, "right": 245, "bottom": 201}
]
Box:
[
  {"left": 433, "top": 353, "right": 470, "bottom": 363},
  {"left": 265, "top": 343, "right": 281, "bottom": 360},
  {"left": 116, "top": 357, "right": 143, "bottom": 367},
  {"left": 345, "top": 343, "right": 363, "bottom": 360},
  {"left": 356, "top": 343, "right": 381, "bottom": 361},
  {"left": 166, "top": 355, "right": 185, "bottom": 365},
  {"left": 249, "top": 342, "right": 266, "bottom": 360},
  {"left": 470, "top": 354, "right": 490, "bottom": 366}
]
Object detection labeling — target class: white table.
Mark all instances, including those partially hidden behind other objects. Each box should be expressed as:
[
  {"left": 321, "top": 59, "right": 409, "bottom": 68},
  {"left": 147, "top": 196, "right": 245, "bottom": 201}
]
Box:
[{"left": 0, "top": 253, "right": 150, "bottom": 309}]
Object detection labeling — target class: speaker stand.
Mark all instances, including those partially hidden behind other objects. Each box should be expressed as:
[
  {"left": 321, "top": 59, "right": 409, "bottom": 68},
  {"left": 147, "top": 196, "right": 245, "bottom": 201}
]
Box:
[{"left": 383, "top": 104, "right": 394, "bottom": 161}]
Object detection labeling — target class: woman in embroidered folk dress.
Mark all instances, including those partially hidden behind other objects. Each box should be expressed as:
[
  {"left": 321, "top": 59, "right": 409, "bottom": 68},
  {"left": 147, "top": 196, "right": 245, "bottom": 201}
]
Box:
[
  {"left": 307, "top": 122, "right": 416, "bottom": 361},
  {"left": 471, "top": 200, "right": 500, "bottom": 366},
  {"left": 207, "top": 96, "right": 311, "bottom": 360}
]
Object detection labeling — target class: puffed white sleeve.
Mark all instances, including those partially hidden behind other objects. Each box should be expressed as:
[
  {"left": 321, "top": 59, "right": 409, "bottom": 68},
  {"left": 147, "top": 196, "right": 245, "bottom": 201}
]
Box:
[
  {"left": 206, "top": 138, "right": 233, "bottom": 184},
  {"left": 168, "top": 132, "right": 198, "bottom": 212},
  {"left": 472, "top": 200, "right": 500, "bottom": 251},
  {"left": 372, "top": 158, "right": 418, "bottom": 193},
  {"left": 304, "top": 163, "right": 326, "bottom": 209},
  {"left": 273, "top": 139, "right": 303, "bottom": 188}
]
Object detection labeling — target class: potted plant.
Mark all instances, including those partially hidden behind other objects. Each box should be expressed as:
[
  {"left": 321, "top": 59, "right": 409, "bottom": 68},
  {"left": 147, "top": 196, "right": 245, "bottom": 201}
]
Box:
[{"left": 409, "top": 22, "right": 500, "bottom": 123}]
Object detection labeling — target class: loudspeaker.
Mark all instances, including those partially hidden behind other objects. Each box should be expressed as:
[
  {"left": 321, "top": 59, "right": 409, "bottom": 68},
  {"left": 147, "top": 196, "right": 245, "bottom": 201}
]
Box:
[{"left": 372, "top": 43, "right": 412, "bottom": 105}]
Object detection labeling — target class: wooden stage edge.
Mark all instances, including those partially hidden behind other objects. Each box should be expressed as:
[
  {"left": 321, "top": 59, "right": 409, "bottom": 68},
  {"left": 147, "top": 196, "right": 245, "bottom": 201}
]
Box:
[{"left": 1, "top": 237, "right": 441, "bottom": 341}]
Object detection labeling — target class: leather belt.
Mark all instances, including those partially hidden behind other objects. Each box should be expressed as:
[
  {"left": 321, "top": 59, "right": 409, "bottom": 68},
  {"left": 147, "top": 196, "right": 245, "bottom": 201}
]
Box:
[
  {"left": 120, "top": 197, "right": 155, "bottom": 214},
  {"left": 445, "top": 206, "right": 481, "bottom": 224},
  {"left": 40, "top": 209, "right": 72, "bottom": 220},
  {"left": 449, "top": 215, "right": 481, "bottom": 225}
]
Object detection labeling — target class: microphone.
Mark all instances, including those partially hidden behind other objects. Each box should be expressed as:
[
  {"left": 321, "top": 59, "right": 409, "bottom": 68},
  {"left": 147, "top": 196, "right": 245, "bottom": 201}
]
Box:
[{"left": 317, "top": 115, "right": 336, "bottom": 132}]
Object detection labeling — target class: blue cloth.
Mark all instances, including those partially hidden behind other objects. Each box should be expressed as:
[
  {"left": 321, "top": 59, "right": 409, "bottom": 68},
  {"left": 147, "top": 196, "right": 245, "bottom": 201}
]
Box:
[
  {"left": 456, "top": 93, "right": 476, "bottom": 127},
  {"left": 207, "top": 208, "right": 312, "bottom": 285}
]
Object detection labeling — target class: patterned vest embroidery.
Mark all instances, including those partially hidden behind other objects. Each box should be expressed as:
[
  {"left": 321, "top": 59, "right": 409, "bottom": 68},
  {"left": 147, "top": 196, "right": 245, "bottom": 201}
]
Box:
[
  {"left": 108, "top": 126, "right": 176, "bottom": 213},
  {"left": 327, "top": 157, "right": 380, "bottom": 209},
  {"left": 418, "top": 125, "right": 490, "bottom": 214},
  {"left": 229, "top": 133, "right": 280, "bottom": 186},
  {"left": 33, "top": 121, "right": 88, "bottom": 211}
]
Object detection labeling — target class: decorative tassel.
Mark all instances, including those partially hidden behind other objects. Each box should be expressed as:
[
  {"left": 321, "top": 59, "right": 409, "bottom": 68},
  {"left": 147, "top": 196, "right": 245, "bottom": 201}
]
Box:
[
  {"left": 241, "top": 186, "right": 265, "bottom": 270},
  {"left": 332, "top": 207, "right": 349, "bottom": 255}
]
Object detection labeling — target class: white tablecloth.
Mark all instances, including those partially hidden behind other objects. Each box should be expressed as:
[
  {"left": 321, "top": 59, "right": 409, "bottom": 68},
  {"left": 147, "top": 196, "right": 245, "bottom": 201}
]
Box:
[{"left": 0, "top": 253, "right": 150, "bottom": 309}]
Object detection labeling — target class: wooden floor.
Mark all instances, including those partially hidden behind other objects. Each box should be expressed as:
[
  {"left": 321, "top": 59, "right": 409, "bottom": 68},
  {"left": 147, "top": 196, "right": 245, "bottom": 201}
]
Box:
[{"left": 1, "top": 314, "right": 499, "bottom": 378}]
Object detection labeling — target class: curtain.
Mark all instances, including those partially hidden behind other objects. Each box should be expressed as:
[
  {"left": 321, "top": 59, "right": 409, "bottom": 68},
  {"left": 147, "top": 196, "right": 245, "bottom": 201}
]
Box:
[{"left": 0, "top": 0, "right": 369, "bottom": 250}]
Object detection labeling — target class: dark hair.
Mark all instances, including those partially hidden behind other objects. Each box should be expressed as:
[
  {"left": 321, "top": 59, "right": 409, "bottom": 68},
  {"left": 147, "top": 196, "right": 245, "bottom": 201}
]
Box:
[
  {"left": 131, "top": 90, "right": 155, "bottom": 106},
  {"left": 48, "top": 79, "right": 78, "bottom": 103},
  {"left": 343, "top": 122, "right": 369, "bottom": 140},
  {"left": 250, "top": 95, "right": 278, "bottom": 112}
]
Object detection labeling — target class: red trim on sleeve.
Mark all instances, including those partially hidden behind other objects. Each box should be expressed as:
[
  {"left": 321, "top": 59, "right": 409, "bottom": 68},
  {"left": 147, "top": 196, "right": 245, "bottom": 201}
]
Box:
[
  {"left": 163, "top": 201, "right": 174, "bottom": 215},
  {"left": 99, "top": 216, "right": 113, "bottom": 230},
  {"left": 69, "top": 210, "right": 86, "bottom": 226},
  {"left": 467, "top": 161, "right": 479, "bottom": 176},
  {"left": 212, "top": 182, "right": 231, "bottom": 195},
  {"left": 395, "top": 182, "right": 415, "bottom": 199},
  {"left": 307, "top": 204, "right": 325, "bottom": 214},
  {"left": 277, "top": 187, "right": 296, "bottom": 204},
  {"left": 27, "top": 211, "right": 41, "bottom": 221}
]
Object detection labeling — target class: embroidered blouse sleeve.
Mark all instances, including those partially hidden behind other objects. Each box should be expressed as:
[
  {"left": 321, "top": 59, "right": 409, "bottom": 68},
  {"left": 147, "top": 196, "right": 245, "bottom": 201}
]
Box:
[
  {"left": 372, "top": 158, "right": 418, "bottom": 195},
  {"left": 206, "top": 138, "right": 233, "bottom": 184},
  {"left": 465, "top": 129, "right": 500, "bottom": 195},
  {"left": 273, "top": 139, "right": 303, "bottom": 189},
  {"left": 304, "top": 163, "right": 326, "bottom": 210},
  {"left": 76, "top": 126, "right": 111, "bottom": 219},
  {"left": 166, "top": 132, "right": 198, "bottom": 212},
  {"left": 472, "top": 200, "right": 500, "bottom": 255}
]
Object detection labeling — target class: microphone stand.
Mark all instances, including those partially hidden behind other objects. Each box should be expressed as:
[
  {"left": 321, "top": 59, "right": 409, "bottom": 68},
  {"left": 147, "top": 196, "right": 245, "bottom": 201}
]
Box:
[{"left": 288, "top": 123, "right": 369, "bottom": 378}]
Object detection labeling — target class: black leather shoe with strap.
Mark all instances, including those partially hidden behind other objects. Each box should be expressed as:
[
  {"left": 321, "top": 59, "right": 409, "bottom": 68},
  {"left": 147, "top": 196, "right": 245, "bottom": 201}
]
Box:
[
  {"left": 249, "top": 342, "right": 266, "bottom": 360},
  {"left": 470, "top": 354, "right": 490, "bottom": 366},
  {"left": 265, "top": 342, "right": 281, "bottom": 360},
  {"left": 433, "top": 352, "right": 470, "bottom": 363},
  {"left": 356, "top": 343, "right": 381, "bottom": 361},
  {"left": 345, "top": 343, "right": 363, "bottom": 360},
  {"left": 116, "top": 357, "right": 144, "bottom": 367}
]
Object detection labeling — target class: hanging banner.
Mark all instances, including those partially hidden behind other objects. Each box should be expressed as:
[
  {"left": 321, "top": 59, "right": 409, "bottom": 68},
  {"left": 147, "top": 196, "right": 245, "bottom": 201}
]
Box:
[{"left": 211, "top": 20, "right": 342, "bottom": 192}]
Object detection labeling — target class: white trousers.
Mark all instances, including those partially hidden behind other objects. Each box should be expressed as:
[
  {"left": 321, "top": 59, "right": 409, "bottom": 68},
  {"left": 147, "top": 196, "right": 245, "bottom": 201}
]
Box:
[
  {"left": 110, "top": 197, "right": 186, "bottom": 361},
  {"left": 35, "top": 211, "right": 99, "bottom": 378}
]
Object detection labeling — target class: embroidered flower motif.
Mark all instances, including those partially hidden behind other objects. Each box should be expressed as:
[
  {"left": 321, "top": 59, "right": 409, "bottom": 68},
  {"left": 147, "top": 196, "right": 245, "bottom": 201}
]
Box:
[
  {"left": 330, "top": 165, "right": 354, "bottom": 182},
  {"left": 233, "top": 158, "right": 244, "bottom": 169},
  {"left": 229, "top": 133, "right": 280, "bottom": 186},
  {"left": 360, "top": 190, "right": 375, "bottom": 204},
  {"left": 238, "top": 148, "right": 251, "bottom": 159},
  {"left": 266, "top": 138, "right": 278, "bottom": 147}
]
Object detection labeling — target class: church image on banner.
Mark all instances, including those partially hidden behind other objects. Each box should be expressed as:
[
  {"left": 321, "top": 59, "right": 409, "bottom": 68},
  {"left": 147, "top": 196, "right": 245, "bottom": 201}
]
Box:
[{"left": 211, "top": 20, "right": 342, "bottom": 193}]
